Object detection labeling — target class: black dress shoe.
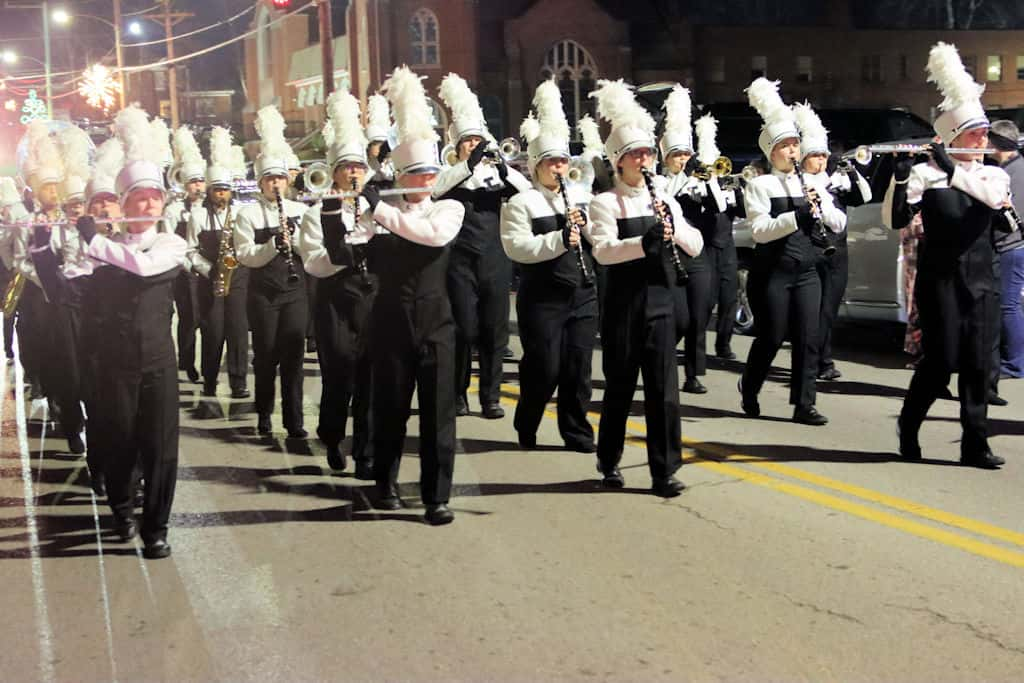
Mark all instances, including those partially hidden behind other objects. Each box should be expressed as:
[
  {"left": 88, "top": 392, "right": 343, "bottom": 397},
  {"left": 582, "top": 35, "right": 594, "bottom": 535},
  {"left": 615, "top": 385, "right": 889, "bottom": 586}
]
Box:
[
  {"left": 896, "top": 416, "right": 922, "bottom": 461},
  {"left": 817, "top": 366, "right": 842, "bottom": 381},
  {"left": 961, "top": 450, "right": 1005, "bottom": 469},
  {"left": 185, "top": 367, "right": 200, "bottom": 383},
  {"left": 716, "top": 348, "right": 737, "bottom": 361},
  {"left": 326, "top": 444, "right": 346, "bottom": 471},
  {"left": 231, "top": 387, "right": 251, "bottom": 399},
  {"left": 455, "top": 395, "right": 470, "bottom": 417},
  {"left": 682, "top": 377, "right": 708, "bottom": 394},
  {"left": 600, "top": 468, "right": 625, "bottom": 489},
  {"left": 113, "top": 516, "right": 137, "bottom": 542},
  {"left": 738, "top": 378, "right": 760, "bottom": 417},
  {"left": 201, "top": 382, "right": 217, "bottom": 397},
  {"left": 306, "top": 338, "right": 317, "bottom": 354},
  {"left": 67, "top": 433, "right": 85, "bottom": 455},
  {"left": 793, "top": 405, "right": 829, "bottom": 426},
  {"left": 142, "top": 539, "right": 172, "bottom": 560},
  {"left": 374, "top": 482, "right": 402, "bottom": 510},
  {"left": 987, "top": 393, "right": 1009, "bottom": 407},
  {"left": 481, "top": 402, "right": 505, "bottom": 419},
  {"left": 90, "top": 472, "right": 106, "bottom": 498},
  {"left": 133, "top": 482, "right": 145, "bottom": 508},
  {"left": 425, "top": 504, "right": 455, "bottom": 526},
  {"left": 257, "top": 414, "right": 272, "bottom": 435},
  {"left": 518, "top": 431, "right": 537, "bottom": 450},
  {"left": 564, "top": 440, "right": 596, "bottom": 454},
  {"left": 354, "top": 458, "right": 375, "bottom": 481},
  {"left": 652, "top": 475, "right": 686, "bottom": 498},
  {"left": 287, "top": 427, "right": 309, "bottom": 439}
]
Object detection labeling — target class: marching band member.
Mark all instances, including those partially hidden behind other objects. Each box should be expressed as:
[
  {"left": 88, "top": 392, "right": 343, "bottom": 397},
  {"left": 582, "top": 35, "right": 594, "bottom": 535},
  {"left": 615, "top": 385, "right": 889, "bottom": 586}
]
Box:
[
  {"left": 164, "top": 125, "right": 207, "bottom": 383},
  {"left": 82, "top": 105, "right": 188, "bottom": 558},
  {"left": 586, "top": 79, "right": 703, "bottom": 496},
  {"left": 0, "top": 177, "right": 26, "bottom": 363},
  {"left": 500, "top": 79, "right": 597, "bottom": 453},
  {"left": 434, "top": 74, "right": 531, "bottom": 420},
  {"left": 577, "top": 114, "right": 612, "bottom": 320},
  {"left": 362, "top": 66, "right": 466, "bottom": 524},
  {"left": 296, "top": 89, "right": 378, "bottom": 479},
  {"left": 660, "top": 85, "right": 712, "bottom": 394},
  {"left": 884, "top": 43, "right": 1010, "bottom": 468},
  {"left": 792, "top": 102, "right": 872, "bottom": 382},
  {"left": 365, "top": 93, "right": 395, "bottom": 190},
  {"left": 235, "top": 105, "right": 310, "bottom": 438},
  {"left": 187, "top": 126, "right": 250, "bottom": 399},
  {"left": 739, "top": 78, "right": 845, "bottom": 426}
]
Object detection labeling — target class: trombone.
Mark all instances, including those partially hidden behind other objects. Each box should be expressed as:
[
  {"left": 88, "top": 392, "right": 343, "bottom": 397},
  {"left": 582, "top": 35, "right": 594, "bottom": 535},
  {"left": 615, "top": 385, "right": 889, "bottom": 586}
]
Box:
[{"left": 843, "top": 143, "right": 996, "bottom": 166}]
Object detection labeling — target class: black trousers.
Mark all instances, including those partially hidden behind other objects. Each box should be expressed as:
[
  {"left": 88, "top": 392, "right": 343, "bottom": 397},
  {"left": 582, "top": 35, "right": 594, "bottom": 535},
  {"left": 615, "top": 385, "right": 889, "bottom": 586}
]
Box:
[
  {"left": 742, "top": 261, "right": 821, "bottom": 409},
  {"left": 305, "top": 276, "right": 317, "bottom": 342},
  {"left": 248, "top": 287, "right": 307, "bottom": 431},
  {"left": 174, "top": 272, "right": 199, "bottom": 372},
  {"left": 513, "top": 280, "right": 597, "bottom": 448},
  {"left": 314, "top": 271, "right": 377, "bottom": 460},
  {"left": 51, "top": 302, "right": 85, "bottom": 436},
  {"left": 197, "top": 275, "right": 250, "bottom": 390},
  {"left": 447, "top": 247, "right": 511, "bottom": 406},
  {"left": 816, "top": 247, "right": 849, "bottom": 373},
  {"left": 17, "top": 282, "right": 55, "bottom": 395},
  {"left": 80, "top": 325, "right": 108, "bottom": 483},
  {"left": 901, "top": 284, "right": 996, "bottom": 458},
  {"left": 597, "top": 286, "right": 681, "bottom": 480},
  {"left": 705, "top": 242, "right": 739, "bottom": 354},
  {"left": 674, "top": 264, "right": 711, "bottom": 380},
  {"left": 372, "top": 294, "right": 456, "bottom": 506},
  {"left": 1, "top": 263, "right": 13, "bottom": 359},
  {"left": 101, "top": 364, "right": 179, "bottom": 544}
]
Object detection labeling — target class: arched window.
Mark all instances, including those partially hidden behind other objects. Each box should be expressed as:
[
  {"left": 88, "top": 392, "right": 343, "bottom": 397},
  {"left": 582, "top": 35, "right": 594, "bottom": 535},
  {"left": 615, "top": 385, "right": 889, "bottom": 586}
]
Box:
[
  {"left": 539, "top": 40, "right": 599, "bottom": 136},
  {"left": 409, "top": 8, "right": 440, "bottom": 66}
]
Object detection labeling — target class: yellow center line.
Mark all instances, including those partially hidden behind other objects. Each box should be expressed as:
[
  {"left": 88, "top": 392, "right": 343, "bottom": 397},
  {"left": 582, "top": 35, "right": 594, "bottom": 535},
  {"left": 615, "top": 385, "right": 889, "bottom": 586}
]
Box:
[{"left": 470, "top": 380, "right": 1024, "bottom": 567}]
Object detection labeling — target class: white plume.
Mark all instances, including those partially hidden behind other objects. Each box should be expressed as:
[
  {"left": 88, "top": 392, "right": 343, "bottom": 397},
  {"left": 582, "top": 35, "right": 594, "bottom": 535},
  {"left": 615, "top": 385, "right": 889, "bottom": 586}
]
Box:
[
  {"left": 366, "top": 93, "right": 390, "bottom": 130},
  {"left": 326, "top": 89, "right": 367, "bottom": 149},
  {"left": 381, "top": 66, "right": 439, "bottom": 144},
  {"left": 662, "top": 84, "right": 692, "bottom": 137},
  {"left": 229, "top": 145, "right": 247, "bottom": 177},
  {"left": 60, "top": 124, "right": 93, "bottom": 183},
  {"left": 519, "top": 112, "right": 540, "bottom": 144},
  {"left": 172, "top": 124, "right": 204, "bottom": 167},
  {"left": 114, "top": 105, "right": 152, "bottom": 162},
  {"left": 149, "top": 117, "right": 173, "bottom": 165},
  {"left": 577, "top": 115, "right": 603, "bottom": 154},
  {"left": 533, "top": 78, "right": 570, "bottom": 143},
  {"left": 24, "top": 119, "right": 63, "bottom": 181},
  {"left": 746, "top": 77, "right": 792, "bottom": 125},
  {"left": 322, "top": 119, "right": 335, "bottom": 148},
  {"left": 695, "top": 114, "right": 720, "bottom": 166},
  {"left": 91, "top": 138, "right": 124, "bottom": 189},
  {"left": 438, "top": 72, "right": 486, "bottom": 140},
  {"left": 0, "top": 177, "right": 21, "bottom": 206},
  {"left": 926, "top": 41, "right": 985, "bottom": 111},
  {"left": 208, "top": 126, "right": 233, "bottom": 169},
  {"left": 255, "top": 104, "right": 292, "bottom": 160},
  {"left": 792, "top": 102, "right": 828, "bottom": 142},
  {"left": 589, "top": 79, "right": 654, "bottom": 134}
]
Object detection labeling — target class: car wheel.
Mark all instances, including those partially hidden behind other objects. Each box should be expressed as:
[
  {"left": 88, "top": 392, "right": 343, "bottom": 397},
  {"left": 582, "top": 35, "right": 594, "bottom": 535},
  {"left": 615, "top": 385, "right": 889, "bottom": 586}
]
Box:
[{"left": 734, "top": 254, "right": 754, "bottom": 336}]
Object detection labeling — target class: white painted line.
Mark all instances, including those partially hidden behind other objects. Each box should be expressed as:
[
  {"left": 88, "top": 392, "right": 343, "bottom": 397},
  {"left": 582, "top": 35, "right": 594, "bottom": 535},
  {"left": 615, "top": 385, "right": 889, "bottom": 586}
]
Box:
[{"left": 88, "top": 490, "right": 119, "bottom": 683}]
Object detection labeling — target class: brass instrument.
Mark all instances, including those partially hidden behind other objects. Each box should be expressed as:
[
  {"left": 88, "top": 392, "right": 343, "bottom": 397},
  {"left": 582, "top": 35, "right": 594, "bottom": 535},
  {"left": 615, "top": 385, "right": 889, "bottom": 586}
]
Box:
[
  {"left": 303, "top": 162, "right": 332, "bottom": 195},
  {"left": 555, "top": 173, "right": 593, "bottom": 287},
  {"left": 844, "top": 143, "right": 996, "bottom": 166},
  {"left": 640, "top": 167, "right": 688, "bottom": 285},
  {"left": 719, "top": 165, "right": 759, "bottom": 191},
  {"left": 273, "top": 186, "right": 300, "bottom": 283},
  {"left": 2, "top": 271, "right": 25, "bottom": 317},
  {"left": 441, "top": 143, "right": 459, "bottom": 168},
  {"left": 791, "top": 154, "right": 836, "bottom": 257},
  {"left": 214, "top": 201, "right": 239, "bottom": 298},
  {"left": 693, "top": 156, "right": 733, "bottom": 181}
]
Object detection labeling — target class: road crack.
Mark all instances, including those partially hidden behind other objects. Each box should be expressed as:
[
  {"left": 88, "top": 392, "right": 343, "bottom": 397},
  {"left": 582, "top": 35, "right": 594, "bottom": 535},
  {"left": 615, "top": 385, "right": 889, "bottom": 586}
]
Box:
[
  {"left": 780, "top": 593, "right": 864, "bottom": 625},
  {"left": 664, "top": 502, "right": 734, "bottom": 531},
  {"left": 885, "top": 603, "right": 1024, "bottom": 656}
]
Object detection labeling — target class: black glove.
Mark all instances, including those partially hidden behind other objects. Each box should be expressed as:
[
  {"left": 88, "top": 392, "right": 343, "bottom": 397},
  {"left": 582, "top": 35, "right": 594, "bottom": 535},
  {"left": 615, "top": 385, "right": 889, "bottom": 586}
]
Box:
[
  {"left": 794, "top": 203, "right": 816, "bottom": 232},
  {"left": 376, "top": 140, "right": 390, "bottom": 164},
  {"left": 683, "top": 155, "right": 700, "bottom": 176},
  {"left": 321, "top": 212, "right": 354, "bottom": 267},
  {"left": 893, "top": 153, "right": 914, "bottom": 182},
  {"left": 641, "top": 223, "right": 664, "bottom": 256},
  {"left": 361, "top": 184, "right": 381, "bottom": 212},
  {"left": 321, "top": 197, "right": 343, "bottom": 214},
  {"left": 32, "top": 224, "right": 49, "bottom": 249},
  {"left": 466, "top": 142, "right": 488, "bottom": 172},
  {"left": 75, "top": 215, "right": 97, "bottom": 245},
  {"left": 497, "top": 158, "right": 509, "bottom": 181},
  {"left": 930, "top": 142, "right": 956, "bottom": 178}
]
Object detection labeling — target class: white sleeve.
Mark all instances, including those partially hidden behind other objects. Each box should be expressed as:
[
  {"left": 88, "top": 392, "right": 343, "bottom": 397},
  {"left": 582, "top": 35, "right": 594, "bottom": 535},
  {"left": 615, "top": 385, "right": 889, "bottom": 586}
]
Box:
[
  {"left": 504, "top": 166, "right": 533, "bottom": 194},
  {"left": 296, "top": 207, "right": 344, "bottom": 279},
  {"left": 950, "top": 166, "right": 1011, "bottom": 210},
  {"left": 186, "top": 211, "right": 214, "bottom": 278},
  {"left": 431, "top": 161, "right": 472, "bottom": 198},
  {"left": 87, "top": 233, "right": 187, "bottom": 276},
  {"left": 371, "top": 199, "right": 464, "bottom": 247},
  {"left": 585, "top": 195, "right": 644, "bottom": 265},
  {"left": 854, "top": 169, "right": 873, "bottom": 203},
  {"left": 665, "top": 195, "right": 705, "bottom": 257},
  {"left": 500, "top": 199, "right": 566, "bottom": 264},
  {"left": 233, "top": 206, "right": 279, "bottom": 268},
  {"left": 812, "top": 177, "right": 848, "bottom": 234},
  {"left": 745, "top": 178, "right": 798, "bottom": 244},
  {"left": 12, "top": 228, "right": 40, "bottom": 286}
]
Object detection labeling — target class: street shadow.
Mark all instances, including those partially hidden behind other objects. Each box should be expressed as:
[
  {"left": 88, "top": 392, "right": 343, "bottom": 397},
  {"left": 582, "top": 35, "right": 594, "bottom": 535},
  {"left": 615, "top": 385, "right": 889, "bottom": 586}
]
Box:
[
  {"left": 814, "top": 380, "right": 907, "bottom": 399},
  {"left": 689, "top": 440, "right": 960, "bottom": 467}
]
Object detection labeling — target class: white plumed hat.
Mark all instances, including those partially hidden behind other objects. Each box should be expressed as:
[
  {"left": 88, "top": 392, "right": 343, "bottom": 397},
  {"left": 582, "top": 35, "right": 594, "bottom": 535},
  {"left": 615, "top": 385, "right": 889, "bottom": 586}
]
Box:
[
  {"left": 792, "top": 102, "right": 829, "bottom": 160},
  {"left": 87, "top": 138, "right": 124, "bottom": 203},
  {"left": 438, "top": 73, "right": 490, "bottom": 145},
  {"left": 326, "top": 89, "right": 368, "bottom": 168},
  {"left": 521, "top": 78, "right": 571, "bottom": 175},
  {"left": 747, "top": 77, "right": 799, "bottom": 158},
  {"left": 59, "top": 124, "right": 93, "bottom": 203},
  {"left": 206, "top": 126, "right": 234, "bottom": 188},
  {"left": 589, "top": 79, "right": 656, "bottom": 168},
  {"left": 23, "top": 120, "right": 64, "bottom": 192},
  {"left": 254, "top": 105, "right": 292, "bottom": 178},
  {"left": 927, "top": 42, "right": 989, "bottom": 144},
  {"left": 172, "top": 125, "right": 206, "bottom": 183},
  {"left": 382, "top": 66, "right": 441, "bottom": 176},
  {"left": 365, "top": 93, "right": 391, "bottom": 143},
  {"left": 114, "top": 105, "right": 166, "bottom": 198},
  {"left": 150, "top": 117, "right": 174, "bottom": 168},
  {"left": 577, "top": 115, "right": 604, "bottom": 160},
  {"left": 229, "top": 145, "right": 248, "bottom": 181},
  {"left": 0, "top": 176, "right": 22, "bottom": 208},
  {"left": 660, "top": 84, "right": 694, "bottom": 158},
  {"left": 694, "top": 114, "right": 721, "bottom": 167}
]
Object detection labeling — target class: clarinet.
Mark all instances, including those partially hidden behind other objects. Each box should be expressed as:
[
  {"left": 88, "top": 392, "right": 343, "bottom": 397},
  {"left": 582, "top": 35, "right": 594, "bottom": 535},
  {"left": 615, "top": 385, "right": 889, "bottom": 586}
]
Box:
[
  {"left": 555, "top": 173, "right": 594, "bottom": 287},
  {"left": 640, "top": 168, "right": 688, "bottom": 286},
  {"left": 273, "top": 186, "right": 300, "bottom": 283},
  {"left": 791, "top": 156, "right": 837, "bottom": 257},
  {"left": 348, "top": 178, "right": 370, "bottom": 282}
]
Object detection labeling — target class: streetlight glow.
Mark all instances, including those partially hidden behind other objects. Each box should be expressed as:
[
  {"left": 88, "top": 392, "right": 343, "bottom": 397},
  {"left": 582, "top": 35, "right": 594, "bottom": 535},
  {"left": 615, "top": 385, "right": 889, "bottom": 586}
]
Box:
[
  {"left": 1, "top": 50, "right": 17, "bottom": 65},
  {"left": 128, "top": 21, "right": 143, "bottom": 37},
  {"left": 51, "top": 8, "right": 70, "bottom": 25}
]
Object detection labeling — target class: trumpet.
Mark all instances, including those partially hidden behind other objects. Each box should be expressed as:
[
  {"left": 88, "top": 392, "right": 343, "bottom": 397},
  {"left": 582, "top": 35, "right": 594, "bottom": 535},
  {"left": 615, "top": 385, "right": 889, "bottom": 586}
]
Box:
[
  {"left": 485, "top": 137, "right": 524, "bottom": 164},
  {"left": 296, "top": 184, "right": 437, "bottom": 203},
  {"left": 166, "top": 162, "right": 186, "bottom": 197},
  {"left": 844, "top": 144, "right": 997, "bottom": 166},
  {"left": 213, "top": 202, "right": 238, "bottom": 298},
  {"left": 303, "top": 161, "right": 333, "bottom": 195},
  {"left": 693, "top": 156, "right": 733, "bottom": 181},
  {"left": 719, "top": 165, "right": 759, "bottom": 191}
]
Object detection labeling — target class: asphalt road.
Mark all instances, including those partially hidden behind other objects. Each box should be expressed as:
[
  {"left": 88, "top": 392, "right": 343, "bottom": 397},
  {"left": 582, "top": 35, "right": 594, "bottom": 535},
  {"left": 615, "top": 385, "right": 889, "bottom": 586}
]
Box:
[{"left": 1, "top": 313, "right": 1023, "bottom": 682}]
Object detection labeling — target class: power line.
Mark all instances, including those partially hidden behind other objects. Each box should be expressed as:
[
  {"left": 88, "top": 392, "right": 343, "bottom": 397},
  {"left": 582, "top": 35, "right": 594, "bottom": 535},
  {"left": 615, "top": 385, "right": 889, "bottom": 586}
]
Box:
[{"left": 121, "top": 2, "right": 256, "bottom": 48}]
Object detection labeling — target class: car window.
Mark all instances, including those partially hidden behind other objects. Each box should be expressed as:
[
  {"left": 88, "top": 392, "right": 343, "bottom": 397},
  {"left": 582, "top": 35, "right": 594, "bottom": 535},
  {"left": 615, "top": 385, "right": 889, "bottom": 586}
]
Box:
[{"left": 882, "top": 112, "right": 934, "bottom": 141}]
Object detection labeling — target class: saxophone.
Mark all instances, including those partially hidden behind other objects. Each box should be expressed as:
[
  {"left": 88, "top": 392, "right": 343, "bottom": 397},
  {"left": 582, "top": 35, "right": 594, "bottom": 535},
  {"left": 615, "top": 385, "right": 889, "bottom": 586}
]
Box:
[{"left": 214, "top": 201, "right": 239, "bottom": 298}]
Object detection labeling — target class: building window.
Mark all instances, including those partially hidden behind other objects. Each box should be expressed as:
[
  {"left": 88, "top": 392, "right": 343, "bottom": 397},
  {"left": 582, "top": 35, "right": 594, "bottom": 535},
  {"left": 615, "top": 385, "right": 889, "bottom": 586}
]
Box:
[
  {"left": 409, "top": 8, "right": 440, "bottom": 66},
  {"left": 708, "top": 56, "right": 725, "bottom": 84},
  {"left": 962, "top": 55, "right": 977, "bottom": 79},
  {"left": 861, "top": 55, "right": 883, "bottom": 83},
  {"left": 1017, "top": 56, "right": 1024, "bottom": 80},
  {"left": 539, "top": 40, "right": 599, "bottom": 134},
  {"left": 795, "top": 56, "right": 812, "bottom": 83},
  {"left": 986, "top": 55, "right": 1002, "bottom": 82},
  {"left": 751, "top": 55, "right": 767, "bottom": 79},
  {"left": 899, "top": 55, "right": 909, "bottom": 81}
]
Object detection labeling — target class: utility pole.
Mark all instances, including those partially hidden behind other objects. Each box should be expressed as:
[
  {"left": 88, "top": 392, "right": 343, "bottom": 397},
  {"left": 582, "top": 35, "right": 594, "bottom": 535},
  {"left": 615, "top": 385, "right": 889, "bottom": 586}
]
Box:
[
  {"left": 42, "top": 0, "right": 52, "bottom": 117},
  {"left": 114, "top": 0, "right": 125, "bottom": 107},
  {"left": 148, "top": 0, "right": 193, "bottom": 127},
  {"left": 318, "top": 0, "right": 334, "bottom": 99}
]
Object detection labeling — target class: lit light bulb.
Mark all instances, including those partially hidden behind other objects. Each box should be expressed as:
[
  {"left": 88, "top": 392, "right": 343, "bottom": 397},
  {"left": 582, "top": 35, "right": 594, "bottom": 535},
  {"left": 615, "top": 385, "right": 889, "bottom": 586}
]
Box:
[{"left": 51, "top": 8, "right": 71, "bottom": 25}]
